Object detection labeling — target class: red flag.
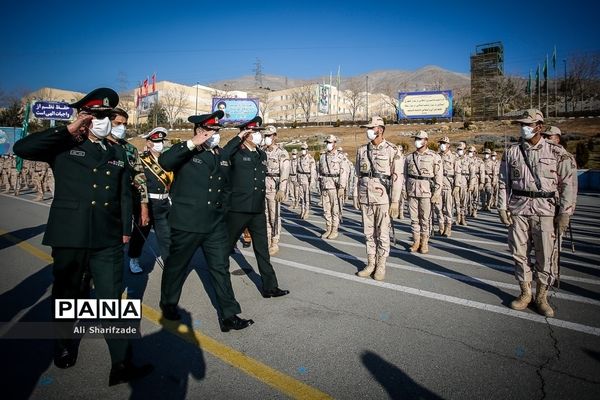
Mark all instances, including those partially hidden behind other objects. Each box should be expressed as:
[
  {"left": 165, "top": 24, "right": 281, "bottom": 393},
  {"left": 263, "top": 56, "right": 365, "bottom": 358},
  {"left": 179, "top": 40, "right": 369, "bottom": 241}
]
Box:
[
  {"left": 143, "top": 78, "right": 149, "bottom": 95},
  {"left": 152, "top": 73, "right": 156, "bottom": 92}
]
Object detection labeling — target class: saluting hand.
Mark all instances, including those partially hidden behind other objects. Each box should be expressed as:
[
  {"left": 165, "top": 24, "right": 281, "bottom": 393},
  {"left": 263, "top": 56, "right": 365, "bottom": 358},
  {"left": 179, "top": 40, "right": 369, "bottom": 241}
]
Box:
[
  {"left": 190, "top": 130, "right": 215, "bottom": 147},
  {"left": 238, "top": 129, "right": 253, "bottom": 140},
  {"left": 123, "top": 235, "right": 130, "bottom": 244},
  {"left": 67, "top": 114, "right": 93, "bottom": 136}
]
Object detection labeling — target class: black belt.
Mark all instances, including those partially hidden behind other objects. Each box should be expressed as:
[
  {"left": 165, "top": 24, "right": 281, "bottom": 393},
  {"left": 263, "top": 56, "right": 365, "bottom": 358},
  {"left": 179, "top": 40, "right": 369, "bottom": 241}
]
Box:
[
  {"left": 266, "top": 173, "right": 280, "bottom": 177},
  {"left": 443, "top": 173, "right": 454, "bottom": 177},
  {"left": 289, "top": 173, "right": 297, "bottom": 176},
  {"left": 298, "top": 171, "right": 311, "bottom": 175},
  {"left": 360, "top": 172, "right": 390, "bottom": 181},
  {"left": 321, "top": 173, "right": 339, "bottom": 177},
  {"left": 512, "top": 189, "right": 556, "bottom": 198},
  {"left": 408, "top": 174, "right": 432, "bottom": 181}
]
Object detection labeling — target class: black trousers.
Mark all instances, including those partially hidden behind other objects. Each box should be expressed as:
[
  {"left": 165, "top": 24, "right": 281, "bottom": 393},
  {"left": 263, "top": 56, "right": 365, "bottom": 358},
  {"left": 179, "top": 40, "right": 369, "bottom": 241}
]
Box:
[
  {"left": 227, "top": 211, "right": 279, "bottom": 291},
  {"left": 160, "top": 223, "right": 241, "bottom": 319},
  {"left": 51, "top": 245, "right": 130, "bottom": 365},
  {"left": 128, "top": 199, "right": 171, "bottom": 260}
]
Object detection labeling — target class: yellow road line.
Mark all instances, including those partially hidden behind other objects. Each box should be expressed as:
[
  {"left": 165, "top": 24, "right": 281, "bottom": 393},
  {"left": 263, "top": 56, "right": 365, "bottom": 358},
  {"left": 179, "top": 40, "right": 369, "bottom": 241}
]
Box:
[{"left": 1, "top": 228, "right": 332, "bottom": 400}]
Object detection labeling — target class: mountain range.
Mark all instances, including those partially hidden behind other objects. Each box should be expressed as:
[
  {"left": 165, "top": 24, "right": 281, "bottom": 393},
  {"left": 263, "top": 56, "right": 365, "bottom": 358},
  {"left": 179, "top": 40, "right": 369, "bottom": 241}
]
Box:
[{"left": 209, "top": 66, "right": 470, "bottom": 94}]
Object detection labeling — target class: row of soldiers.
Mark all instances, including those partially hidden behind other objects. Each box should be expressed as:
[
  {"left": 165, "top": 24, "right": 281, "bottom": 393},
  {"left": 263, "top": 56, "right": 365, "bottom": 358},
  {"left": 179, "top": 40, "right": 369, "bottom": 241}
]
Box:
[{"left": 0, "top": 154, "right": 54, "bottom": 200}]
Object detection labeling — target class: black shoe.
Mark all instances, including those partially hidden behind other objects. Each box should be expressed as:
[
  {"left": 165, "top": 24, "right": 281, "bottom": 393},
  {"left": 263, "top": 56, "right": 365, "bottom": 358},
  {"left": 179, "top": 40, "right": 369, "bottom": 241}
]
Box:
[
  {"left": 109, "top": 361, "right": 154, "bottom": 386},
  {"left": 220, "top": 315, "right": 254, "bottom": 332},
  {"left": 242, "top": 241, "right": 251, "bottom": 248},
  {"left": 262, "top": 287, "right": 290, "bottom": 298},
  {"left": 53, "top": 343, "right": 77, "bottom": 369},
  {"left": 160, "top": 304, "right": 181, "bottom": 321}
]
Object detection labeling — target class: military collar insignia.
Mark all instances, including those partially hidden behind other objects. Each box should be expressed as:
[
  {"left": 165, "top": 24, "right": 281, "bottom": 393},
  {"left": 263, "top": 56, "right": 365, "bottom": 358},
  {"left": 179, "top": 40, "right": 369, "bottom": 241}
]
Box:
[{"left": 69, "top": 150, "right": 85, "bottom": 157}]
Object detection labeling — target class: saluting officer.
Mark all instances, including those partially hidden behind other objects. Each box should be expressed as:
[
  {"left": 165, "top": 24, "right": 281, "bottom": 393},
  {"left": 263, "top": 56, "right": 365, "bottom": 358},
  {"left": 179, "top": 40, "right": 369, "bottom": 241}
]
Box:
[
  {"left": 296, "top": 142, "right": 317, "bottom": 220},
  {"left": 481, "top": 148, "right": 495, "bottom": 211},
  {"left": 262, "top": 126, "right": 290, "bottom": 255},
  {"left": 13, "top": 88, "right": 152, "bottom": 385},
  {"left": 354, "top": 116, "right": 403, "bottom": 281},
  {"left": 318, "top": 135, "right": 348, "bottom": 239},
  {"left": 454, "top": 142, "right": 470, "bottom": 226},
  {"left": 128, "top": 128, "right": 173, "bottom": 271},
  {"left": 158, "top": 110, "right": 253, "bottom": 332},
  {"left": 435, "top": 136, "right": 460, "bottom": 237},
  {"left": 223, "top": 116, "right": 290, "bottom": 298},
  {"left": 498, "top": 109, "right": 576, "bottom": 317},
  {"left": 405, "top": 131, "right": 443, "bottom": 254}
]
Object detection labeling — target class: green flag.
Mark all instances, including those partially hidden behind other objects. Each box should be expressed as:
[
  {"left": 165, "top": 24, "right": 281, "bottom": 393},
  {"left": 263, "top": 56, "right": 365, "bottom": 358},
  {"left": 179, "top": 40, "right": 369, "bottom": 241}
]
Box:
[
  {"left": 15, "top": 102, "right": 30, "bottom": 173},
  {"left": 535, "top": 64, "right": 540, "bottom": 93},
  {"left": 552, "top": 46, "right": 557, "bottom": 70},
  {"left": 543, "top": 55, "right": 548, "bottom": 81},
  {"left": 526, "top": 69, "right": 532, "bottom": 94}
]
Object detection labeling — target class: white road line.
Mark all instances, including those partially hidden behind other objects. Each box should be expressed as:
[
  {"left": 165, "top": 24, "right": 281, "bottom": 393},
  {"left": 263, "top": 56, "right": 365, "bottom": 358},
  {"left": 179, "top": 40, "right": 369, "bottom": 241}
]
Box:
[
  {"left": 237, "top": 250, "right": 600, "bottom": 337},
  {"left": 272, "top": 241, "right": 600, "bottom": 306}
]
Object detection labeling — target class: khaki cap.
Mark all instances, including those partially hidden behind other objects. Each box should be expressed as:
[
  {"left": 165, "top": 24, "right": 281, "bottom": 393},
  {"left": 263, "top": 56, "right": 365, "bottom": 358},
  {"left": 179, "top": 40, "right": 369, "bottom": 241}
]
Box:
[
  {"left": 360, "top": 116, "right": 385, "bottom": 128},
  {"left": 324, "top": 134, "right": 337, "bottom": 143},
  {"left": 337, "top": 147, "right": 343, "bottom": 152},
  {"left": 412, "top": 130, "right": 428, "bottom": 139},
  {"left": 468, "top": 145, "right": 476, "bottom": 152},
  {"left": 300, "top": 142, "right": 308, "bottom": 150},
  {"left": 544, "top": 126, "right": 562, "bottom": 136},
  {"left": 514, "top": 108, "right": 544, "bottom": 124},
  {"left": 291, "top": 149, "right": 298, "bottom": 155},
  {"left": 483, "top": 148, "right": 491, "bottom": 154},
  {"left": 438, "top": 136, "right": 450, "bottom": 144},
  {"left": 457, "top": 142, "right": 466, "bottom": 150},
  {"left": 492, "top": 151, "right": 498, "bottom": 156},
  {"left": 263, "top": 125, "right": 277, "bottom": 136}
]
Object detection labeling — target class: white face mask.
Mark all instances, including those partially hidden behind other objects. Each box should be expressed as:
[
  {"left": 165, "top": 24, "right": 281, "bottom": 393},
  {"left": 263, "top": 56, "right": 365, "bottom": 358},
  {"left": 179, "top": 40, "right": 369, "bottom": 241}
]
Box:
[
  {"left": 520, "top": 125, "right": 535, "bottom": 140},
  {"left": 492, "top": 156, "right": 496, "bottom": 161},
  {"left": 301, "top": 149, "right": 307, "bottom": 155},
  {"left": 366, "top": 129, "right": 377, "bottom": 141},
  {"left": 458, "top": 149, "right": 464, "bottom": 156},
  {"left": 152, "top": 142, "right": 164, "bottom": 153},
  {"left": 414, "top": 139, "right": 424, "bottom": 149},
  {"left": 468, "top": 152, "right": 474, "bottom": 157},
  {"left": 484, "top": 154, "right": 490, "bottom": 159},
  {"left": 111, "top": 124, "right": 126, "bottom": 140},
  {"left": 264, "top": 136, "right": 273, "bottom": 146},
  {"left": 439, "top": 143, "right": 447, "bottom": 152},
  {"left": 326, "top": 143, "right": 334, "bottom": 152},
  {"left": 251, "top": 132, "right": 262, "bottom": 146},
  {"left": 204, "top": 133, "right": 220, "bottom": 149},
  {"left": 90, "top": 117, "right": 111, "bottom": 138}
]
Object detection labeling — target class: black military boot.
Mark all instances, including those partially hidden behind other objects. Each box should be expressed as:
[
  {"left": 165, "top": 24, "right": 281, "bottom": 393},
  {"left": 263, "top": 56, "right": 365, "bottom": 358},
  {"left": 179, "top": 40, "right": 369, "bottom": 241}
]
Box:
[{"left": 220, "top": 315, "right": 254, "bottom": 332}]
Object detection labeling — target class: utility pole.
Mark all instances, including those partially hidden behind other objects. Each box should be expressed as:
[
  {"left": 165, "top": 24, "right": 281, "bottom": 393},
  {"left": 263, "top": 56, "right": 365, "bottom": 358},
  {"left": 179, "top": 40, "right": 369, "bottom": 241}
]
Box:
[{"left": 563, "top": 59, "right": 567, "bottom": 115}]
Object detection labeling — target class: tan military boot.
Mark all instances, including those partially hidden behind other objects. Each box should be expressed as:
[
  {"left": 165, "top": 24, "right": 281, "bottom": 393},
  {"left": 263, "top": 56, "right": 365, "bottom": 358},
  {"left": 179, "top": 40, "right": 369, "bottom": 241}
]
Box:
[
  {"left": 419, "top": 235, "right": 430, "bottom": 254},
  {"left": 409, "top": 234, "right": 421, "bottom": 253},
  {"left": 444, "top": 224, "right": 452, "bottom": 237},
  {"left": 268, "top": 243, "right": 279, "bottom": 256},
  {"left": 438, "top": 224, "right": 445, "bottom": 237},
  {"left": 510, "top": 281, "right": 532, "bottom": 310},
  {"left": 373, "top": 257, "right": 387, "bottom": 281},
  {"left": 321, "top": 225, "right": 332, "bottom": 238},
  {"left": 462, "top": 214, "right": 468, "bottom": 226},
  {"left": 535, "top": 283, "right": 555, "bottom": 317},
  {"left": 357, "top": 255, "right": 376, "bottom": 278},
  {"left": 327, "top": 230, "right": 338, "bottom": 240}
]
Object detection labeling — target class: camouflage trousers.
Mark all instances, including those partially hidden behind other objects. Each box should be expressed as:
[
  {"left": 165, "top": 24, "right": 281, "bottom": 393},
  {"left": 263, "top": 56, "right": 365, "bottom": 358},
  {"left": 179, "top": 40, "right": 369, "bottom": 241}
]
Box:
[
  {"left": 322, "top": 189, "right": 340, "bottom": 230},
  {"left": 454, "top": 185, "right": 467, "bottom": 219},
  {"left": 10, "top": 171, "right": 21, "bottom": 194},
  {"left": 32, "top": 172, "right": 45, "bottom": 198},
  {"left": 434, "top": 188, "right": 454, "bottom": 227},
  {"left": 408, "top": 196, "right": 432, "bottom": 236},
  {"left": 481, "top": 183, "right": 494, "bottom": 209},
  {"left": 508, "top": 215, "right": 557, "bottom": 286},
  {"left": 288, "top": 181, "right": 298, "bottom": 205},
  {"left": 265, "top": 192, "right": 282, "bottom": 245},
  {"left": 298, "top": 181, "right": 311, "bottom": 214},
  {"left": 1, "top": 171, "right": 11, "bottom": 191},
  {"left": 360, "top": 203, "right": 390, "bottom": 257}
]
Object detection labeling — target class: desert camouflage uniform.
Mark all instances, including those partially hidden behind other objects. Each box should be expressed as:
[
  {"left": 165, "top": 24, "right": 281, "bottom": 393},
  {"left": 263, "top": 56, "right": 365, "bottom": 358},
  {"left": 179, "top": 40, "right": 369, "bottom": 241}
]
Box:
[
  {"left": 354, "top": 140, "right": 403, "bottom": 277},
  {"left": 1, "top": 156, "right": 11, "bottom": 192},
  {"left": 9, "top": 156, "right": 21, "bottom": 195},
  {"left": 434, "top": 146, "right": 460, "bottom": 236},
  {"left": 32, "top": 161, "right": 48, "bottom": 201},
  {"left": 467, "top": 149, "right": 484, "bottom": 217},
  {"left": 288, "top": 151, "right": 299, "bottom": 208},
  {"left": 481, "top": 149, "right": 496, "bottom": 210},
  {"left": 297, "top": 146, "right": 317, "bottom": 219},
  {"left": 490, "top": 152, "right": 501, "bottom": 208},
  {"left": 265, "top": 144, "right": 290, "bottom": 249},
  {"left": 318, "top": 144, "right": 347, "bottom": 239}
]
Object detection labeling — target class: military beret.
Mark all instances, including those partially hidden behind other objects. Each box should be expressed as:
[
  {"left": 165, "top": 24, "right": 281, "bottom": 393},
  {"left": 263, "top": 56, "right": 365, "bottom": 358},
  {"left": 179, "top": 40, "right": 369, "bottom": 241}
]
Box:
[
  {"left": 237, "top": 116, "right": 265, "bottom": 130},
  {"left": 188, "top": 110, "right": 224, "bottom": 128},
  {"left": 69, "top": 88, "right": 119, "bottom": 111},
  {"left": 143, "top": 127, "right": 168, "bottom": 142}
]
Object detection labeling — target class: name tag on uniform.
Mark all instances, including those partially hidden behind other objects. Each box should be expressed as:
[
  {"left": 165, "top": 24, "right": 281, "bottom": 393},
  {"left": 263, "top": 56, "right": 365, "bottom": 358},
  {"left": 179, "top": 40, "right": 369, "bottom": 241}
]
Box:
[
  {"left": 107, "top": 160, "right": 125, "bottom": 168},
  {"left": 192, "top": 158, "right": 204, "bottom": 164},
  {"left": 220, "top": 160, "right": 230, "bottom": 167},
  {"left": 243, "top": 157, "right": 251, "bottom": 162},
  {"left": 69, "top": 150, "right": 85, "bottom": 157}
]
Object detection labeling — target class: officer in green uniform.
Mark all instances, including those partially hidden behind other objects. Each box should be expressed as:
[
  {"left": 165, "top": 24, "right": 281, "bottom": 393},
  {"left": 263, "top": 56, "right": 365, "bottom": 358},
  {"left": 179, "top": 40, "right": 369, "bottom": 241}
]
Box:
[
  {"left": 224, "top": 116, "right": 289, "bottom": 298},
  {"left": 13, "top": 88, "right": 153, "bottom": 386},
  {"left": 158, "top": 110, "right": 253, "bottom": 332}
]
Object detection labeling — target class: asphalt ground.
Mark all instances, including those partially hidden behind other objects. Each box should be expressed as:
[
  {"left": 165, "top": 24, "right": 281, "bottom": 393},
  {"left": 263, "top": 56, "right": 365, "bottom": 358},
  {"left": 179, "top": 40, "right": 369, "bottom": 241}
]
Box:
[{"left": 0, "top": 188, "right": 599, "bottom": 399}]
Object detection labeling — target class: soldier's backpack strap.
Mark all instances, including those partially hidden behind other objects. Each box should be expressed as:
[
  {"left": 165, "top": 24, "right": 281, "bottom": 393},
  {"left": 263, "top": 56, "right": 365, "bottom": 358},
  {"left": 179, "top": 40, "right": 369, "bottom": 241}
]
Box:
[
  {"left": 518, "top": 143, "right": 542, "bottom": 191},
  {"left": 412, "top": 153, "right": 423, "bottom": 176}
]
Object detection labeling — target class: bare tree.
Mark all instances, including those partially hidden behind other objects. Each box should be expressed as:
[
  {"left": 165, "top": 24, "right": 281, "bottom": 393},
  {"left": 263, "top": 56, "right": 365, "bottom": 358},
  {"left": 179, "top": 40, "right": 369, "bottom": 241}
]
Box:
[
  {"left": 291, "top": 85, "right": 315, "bottom": 122},
  {"left": 563, "top": 52, "right": 600, "bottom": 111},
  {"left": 486, "top": 76, "right": 527, "bottom": 115},
  {"left": 258, "top": 92, "right": 274, "bottom": 121},
  {"left": 344, "top": 79, "right": 365, "bottom": 122},
  {"left": 381, "top": 81, "right": 404, "bottom": 122},
  {"left": 161, "top": 88, "right": 191, "bottom": 128}
]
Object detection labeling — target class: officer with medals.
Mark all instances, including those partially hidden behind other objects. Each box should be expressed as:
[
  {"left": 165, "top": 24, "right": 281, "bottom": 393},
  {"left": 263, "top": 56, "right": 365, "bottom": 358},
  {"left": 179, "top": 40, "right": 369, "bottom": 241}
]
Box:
[
  {"left": 13, "top": 88, "right": 153, "bottom": 385},
  {"left": 223, "top": 116, "right": 289, "bottom": 298},
  {"left": 128, "top": 127, "right": 173, "bottom": 271},
  {"left": 158, "top": 110, "right": 253, "bottom": 332}
]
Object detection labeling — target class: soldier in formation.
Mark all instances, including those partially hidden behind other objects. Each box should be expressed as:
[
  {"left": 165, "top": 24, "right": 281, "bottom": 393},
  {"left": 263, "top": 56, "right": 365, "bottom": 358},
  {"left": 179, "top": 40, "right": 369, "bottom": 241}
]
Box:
[
  {"left": 296, "top": 142, "right": 317, "bottom": 219},
  {"left": 435, "top": 136, "right": 460, "bottom": 237},
  {"left": 288, "top": 148, "right": 299, "bottom": 208},
  {"left": 318, "top": 134, "right": 348, "bottom": 240}
]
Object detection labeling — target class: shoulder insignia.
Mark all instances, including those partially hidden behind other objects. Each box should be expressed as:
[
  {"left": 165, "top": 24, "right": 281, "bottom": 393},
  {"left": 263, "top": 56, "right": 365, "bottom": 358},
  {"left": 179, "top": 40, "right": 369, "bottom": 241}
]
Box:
[{"left": 69, "top": 150, "right": 85, "bottom": 157}]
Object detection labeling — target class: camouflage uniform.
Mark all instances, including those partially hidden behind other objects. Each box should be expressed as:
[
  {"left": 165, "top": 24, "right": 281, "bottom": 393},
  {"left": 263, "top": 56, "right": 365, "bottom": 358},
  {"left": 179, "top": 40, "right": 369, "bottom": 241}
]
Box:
[
  {"left": 297, "top": 143, "right": 317, "bottom": 219},
  {"left": 9, "top": 156, "right": 21, "bottom": 195},
  {"left": 264, "top": 134, "right": 290, "bottom": 254},
  {"left": 397, "top": 145, "right": 407, "bottom": 220},
  {"left": 345, "top": 154, "right": 355, "bottom": 201},
  {"left": 434, "top": 137, "right": 460, "bottom": 237},
  {"left": 318, "top": 135, "right": 347, "bottom": 239},
  {"left": 288, "top": 149, "right": 299, "bottom": 208},
  {"left": 337, "top": 148, "right": 350, "bottom": 219},
  {"left": 481, "top": 148, "right": 495, "bottom": 210},
  {"left": 498, "top": 110, "right": 576, "bottom": 317},
  {"left": 405, "top": 131, "right": 443, "bottom": 253},
  {"left": 1, "top": 155, "right": 11, "bottom": 192},
  {"left": 32, "top": 161, "right": 48, "bottom": 201},
  {"left": 454, "top": 143, "right": 470, "bottom": 225},
  {"left": 45, "top": 166, "right": 55, "bottom": 196},
  {"left": 490, "top": 151, "right": 500, "bottom": 208},
  {"left": 467, "top": 146, "right": 484, "bottom": 218},
  {"left": 354, "top": 125, "right": 403, "bottom": 280}
]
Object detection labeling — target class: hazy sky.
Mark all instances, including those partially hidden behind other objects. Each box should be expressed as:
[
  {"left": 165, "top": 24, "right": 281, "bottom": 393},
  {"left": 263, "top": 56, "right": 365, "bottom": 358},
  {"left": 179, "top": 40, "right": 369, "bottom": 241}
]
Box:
[{"left": 1, "top": 0, "right": 598, "bottom": 94}]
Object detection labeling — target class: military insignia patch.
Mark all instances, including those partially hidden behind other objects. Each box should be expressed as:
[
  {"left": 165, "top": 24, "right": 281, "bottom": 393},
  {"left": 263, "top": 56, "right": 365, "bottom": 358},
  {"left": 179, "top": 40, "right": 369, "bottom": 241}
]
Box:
[
  {"left": 103, "top": 97, "right": 110, "bottom": 107},
  {"left": 243, "top": 157, "right": 251, "bottom": 161},
  {"left": 69, "top": 150, "right": 85, "bottom": 157},
  {"left": 192, "top": 158, "right": 204, "bottom": 164},
  {"left": 107, "top": 160, "right": 125, "bottom": 168},
  {"left": 220, "top": 160, "right": 230, "bottom": 166}
]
